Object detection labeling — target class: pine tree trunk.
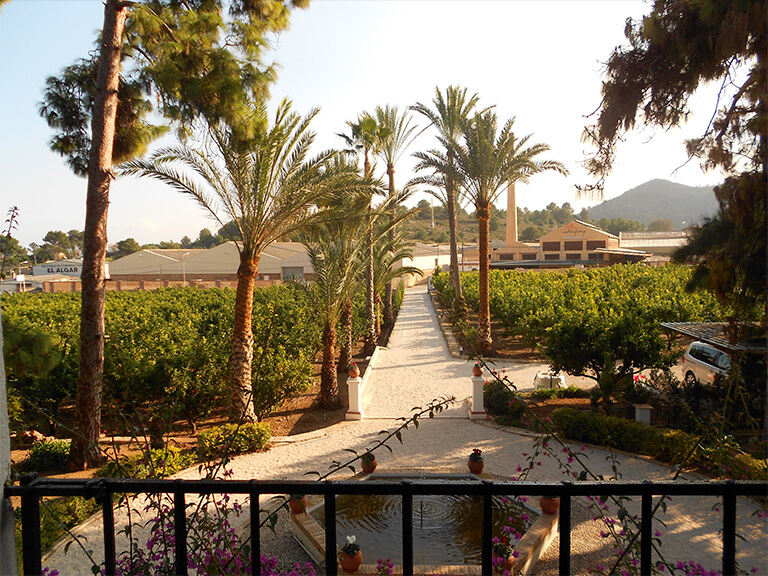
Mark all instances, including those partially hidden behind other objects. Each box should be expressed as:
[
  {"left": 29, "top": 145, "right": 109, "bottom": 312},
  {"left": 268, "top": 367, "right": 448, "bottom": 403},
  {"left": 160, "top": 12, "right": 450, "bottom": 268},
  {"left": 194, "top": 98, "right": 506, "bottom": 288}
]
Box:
[
  {"left": 338, "top": 299, "right": 353, "bottom": 371},
  {"left": 68, "top": 0, "right": 128, "bottom": 471},
  {"left": 320, "top": 321, "right": 338, "bottom": 408},
  {"left": 477, "top": 205, "right": 492, "bottom": 354},
  {"left": 230, "top": 254, "right": 259, "bottom": 423},
  {"left": 446, "top": 175, "right": 466, "bottom": 315}
]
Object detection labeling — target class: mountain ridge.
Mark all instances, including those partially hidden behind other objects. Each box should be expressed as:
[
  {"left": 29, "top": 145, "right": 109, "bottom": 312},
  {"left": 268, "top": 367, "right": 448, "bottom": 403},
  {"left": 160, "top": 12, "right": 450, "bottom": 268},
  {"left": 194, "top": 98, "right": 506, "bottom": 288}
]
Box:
[{"left": 588, "top": 179, "right": 718, "bottom": 227}]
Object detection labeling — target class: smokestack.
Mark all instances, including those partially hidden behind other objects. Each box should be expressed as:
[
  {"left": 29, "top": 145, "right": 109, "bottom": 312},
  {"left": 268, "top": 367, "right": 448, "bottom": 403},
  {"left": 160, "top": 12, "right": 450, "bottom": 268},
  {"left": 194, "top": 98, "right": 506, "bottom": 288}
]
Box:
[{"left": 506, "top": 180, "right": 517, "bottom": 246}]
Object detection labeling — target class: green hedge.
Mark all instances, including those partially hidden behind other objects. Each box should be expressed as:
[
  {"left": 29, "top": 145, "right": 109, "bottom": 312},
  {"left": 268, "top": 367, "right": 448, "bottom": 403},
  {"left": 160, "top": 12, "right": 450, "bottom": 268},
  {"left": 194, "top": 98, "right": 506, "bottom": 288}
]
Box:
[
  {"left": 550, "top": 408, "right": 767, "bottom": 480},
  {"left": 526, "top": 386, "right": 590, "bottom": 401},
  {"left": 197, "top": 423, "right": 272, "bottom": 460},
  {"left": 96, "top": 446, "right": 196, "bottom": 479}
]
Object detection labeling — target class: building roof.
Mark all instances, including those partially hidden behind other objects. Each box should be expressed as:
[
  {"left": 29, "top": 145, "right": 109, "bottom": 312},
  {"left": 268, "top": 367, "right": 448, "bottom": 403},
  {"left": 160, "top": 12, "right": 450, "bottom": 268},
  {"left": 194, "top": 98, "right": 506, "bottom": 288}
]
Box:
[
  {"left": 594, "top": 247, "right": 648, "bottom": 256},
  {"left": 660, "top": 322, "right": 766, "bottom": 353},
  {"left": 540, "top": 220, "right": 619, "bottom": 242}
]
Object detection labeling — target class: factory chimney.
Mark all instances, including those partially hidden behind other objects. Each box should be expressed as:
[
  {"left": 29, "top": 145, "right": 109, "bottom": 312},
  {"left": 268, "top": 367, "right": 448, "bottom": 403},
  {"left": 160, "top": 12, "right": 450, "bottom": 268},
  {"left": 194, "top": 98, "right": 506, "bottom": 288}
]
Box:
[{"left": 505, "top": 180, "right": 517, "bottom": 246}]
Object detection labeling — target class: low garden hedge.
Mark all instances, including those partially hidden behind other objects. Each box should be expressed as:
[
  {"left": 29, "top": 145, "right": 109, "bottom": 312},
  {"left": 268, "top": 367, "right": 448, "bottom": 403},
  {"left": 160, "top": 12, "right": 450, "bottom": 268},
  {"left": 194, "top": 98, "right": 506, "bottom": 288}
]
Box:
[{"left": 550, "top": 407, "right": 767, "bottom": 480}]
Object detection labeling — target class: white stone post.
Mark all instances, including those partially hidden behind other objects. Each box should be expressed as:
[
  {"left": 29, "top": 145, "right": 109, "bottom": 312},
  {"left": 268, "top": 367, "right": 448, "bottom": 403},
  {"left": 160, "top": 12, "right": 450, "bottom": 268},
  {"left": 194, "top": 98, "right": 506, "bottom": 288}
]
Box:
[
  {"left": 469, "top": 376, "right": 487, "bottom": 420},
  {"left": 346, "top": 377, "right": 363, "bottom": 421}
]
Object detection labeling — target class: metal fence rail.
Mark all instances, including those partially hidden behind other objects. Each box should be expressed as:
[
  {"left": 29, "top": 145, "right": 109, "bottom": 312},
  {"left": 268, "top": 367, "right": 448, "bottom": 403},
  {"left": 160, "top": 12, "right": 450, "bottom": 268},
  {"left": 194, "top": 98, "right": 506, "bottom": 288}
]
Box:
[{"left": 5, "top": 475, "right": 767, "bottom": 576}]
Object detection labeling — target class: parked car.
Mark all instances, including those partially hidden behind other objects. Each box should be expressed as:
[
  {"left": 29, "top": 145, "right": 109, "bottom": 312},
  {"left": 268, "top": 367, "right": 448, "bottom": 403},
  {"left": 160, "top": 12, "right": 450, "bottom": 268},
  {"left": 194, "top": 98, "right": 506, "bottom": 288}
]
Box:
[{"left": 681, "top": 341, "right": 731, "bottom": 386}]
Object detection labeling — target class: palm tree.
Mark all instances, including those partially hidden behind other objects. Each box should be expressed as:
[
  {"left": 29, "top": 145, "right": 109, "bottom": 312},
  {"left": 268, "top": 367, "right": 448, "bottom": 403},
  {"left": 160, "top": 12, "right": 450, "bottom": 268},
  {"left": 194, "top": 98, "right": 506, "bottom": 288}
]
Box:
[
  {"left": 372, "top": 218, "right": 424, "bottom": 332},
  {"left": 448, "top": 111, "right": 568, "bottom": 353},
  {"left": 338, "top": 114, "right": 389, "bottom": 354},
  {"left": 411, "top": 86, "right": 482, "bottom": 317},
  {"left": 304, "top": 224, "right": 366, "bottom": 408},
  {"left": 373, "top": 105, "right": 419, "bottom": 326},
  {"left": 122, "top": 99, "right": 364, "bottom": 421}
]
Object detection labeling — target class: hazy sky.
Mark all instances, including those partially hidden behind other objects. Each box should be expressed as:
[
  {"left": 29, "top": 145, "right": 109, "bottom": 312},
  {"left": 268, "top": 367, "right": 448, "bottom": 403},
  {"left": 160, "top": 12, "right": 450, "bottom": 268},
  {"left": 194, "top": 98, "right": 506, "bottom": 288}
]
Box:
[{"left": 0, "top": 0, "right": 724, "bottom": 248}]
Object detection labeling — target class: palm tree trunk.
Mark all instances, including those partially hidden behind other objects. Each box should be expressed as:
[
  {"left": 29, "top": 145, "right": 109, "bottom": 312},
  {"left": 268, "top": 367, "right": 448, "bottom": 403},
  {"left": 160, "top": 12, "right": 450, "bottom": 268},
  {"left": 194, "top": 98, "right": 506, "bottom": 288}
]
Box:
[
  {"left": 231, "top": 254, "right": 259, "bottom": 423},
  {"left": 375, "top": 292, "right": 382, "bottom": 336},
  {"left": 321, "top": 321, "right": 339, "bottom": 408},
  {"left": 383, "top": 164, "right": 395, "bottom": 326},
  {"left": 338, "top": 299, "right": 353, "bottom": 371},
  {"left": 68, "top": 0, "right": 128, "bottom": 471},
  {"left": 446, "top": 175, "right": 466, "bottom": 316},
  {"left": 477, "top": 204, "right": 492, "bottom": 354},
  {"left": 363, "top": 204, "right": 377, "bottom": 355}
]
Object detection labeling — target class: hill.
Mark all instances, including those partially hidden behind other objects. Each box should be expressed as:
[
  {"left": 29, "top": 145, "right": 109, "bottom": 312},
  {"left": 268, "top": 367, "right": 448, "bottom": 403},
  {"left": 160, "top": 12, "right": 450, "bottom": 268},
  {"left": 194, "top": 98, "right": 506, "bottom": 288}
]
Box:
[{"left": 588, "top": 179, "right": 718, "bottom": 227}]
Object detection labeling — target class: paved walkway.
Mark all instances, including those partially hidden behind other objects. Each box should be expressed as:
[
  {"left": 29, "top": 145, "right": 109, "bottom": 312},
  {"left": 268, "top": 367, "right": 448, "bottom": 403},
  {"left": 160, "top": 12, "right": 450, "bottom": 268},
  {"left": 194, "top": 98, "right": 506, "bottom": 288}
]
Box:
[{"left": 45, "top": 286, "right": 767, "bottom": 575}]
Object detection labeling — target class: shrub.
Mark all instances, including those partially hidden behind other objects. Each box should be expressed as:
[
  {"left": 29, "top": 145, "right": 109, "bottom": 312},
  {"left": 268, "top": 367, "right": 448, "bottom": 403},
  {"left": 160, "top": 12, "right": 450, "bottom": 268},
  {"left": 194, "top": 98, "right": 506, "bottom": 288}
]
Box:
[
  {"left": 19, "top": 439, "right": 71, "bottom": 472},
  {"left": 197, "top": 423, "right": 272, "bottom": 460},
  {"left": 484, "top": 379, "right": 527, "bottom": 425},
  {"left": 15, "top": 496, "right": 101, "bottom": 573},
  {"left": 483, "top": 379, "right": 516, "bottom": 416},
  {"left": 96, "top": 446, "right": 196, "bottom": 479}
]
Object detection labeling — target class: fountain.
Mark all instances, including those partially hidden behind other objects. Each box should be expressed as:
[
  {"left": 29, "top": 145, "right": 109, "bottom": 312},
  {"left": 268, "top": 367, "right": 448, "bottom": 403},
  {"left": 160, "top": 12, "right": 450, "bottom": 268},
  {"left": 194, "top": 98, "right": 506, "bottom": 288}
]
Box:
[{"left": 290, "top": 471, "right": 559, "bottom": 575}]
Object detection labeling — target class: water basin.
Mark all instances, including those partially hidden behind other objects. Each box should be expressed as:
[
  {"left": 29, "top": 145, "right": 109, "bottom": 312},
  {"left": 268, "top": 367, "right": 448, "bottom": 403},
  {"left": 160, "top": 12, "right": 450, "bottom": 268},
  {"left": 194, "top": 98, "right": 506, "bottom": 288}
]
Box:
[{"left": 310, "top": 475, "right": 536, "bottom": 566}]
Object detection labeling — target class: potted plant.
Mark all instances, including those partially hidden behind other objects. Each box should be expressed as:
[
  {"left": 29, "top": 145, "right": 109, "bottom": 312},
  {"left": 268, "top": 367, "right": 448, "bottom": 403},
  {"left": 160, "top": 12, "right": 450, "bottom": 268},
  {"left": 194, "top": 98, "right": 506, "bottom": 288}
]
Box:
[
  {"left": 492, "top": 535, "right": 517, "bottom": 573},
  {"left": 338, "top": 534, "right": 362, "bottom": 573},
  {"left": 288, "top": 494, "right": 309, "bottom": 514},
  {"left": 472, "top": 362, "right": 483, "bottom": 377},
  {"left": 348, "top": 362, "right": 360, "bottom": 379},
  {"left": 361, "top": 451, "right": 377, "bottom": 474},
  {"left": 539, "top": 495, "right": 560, "bottom": 515},
  {"left": 468, "top": 448, "right": 484, "bottom": 474}
]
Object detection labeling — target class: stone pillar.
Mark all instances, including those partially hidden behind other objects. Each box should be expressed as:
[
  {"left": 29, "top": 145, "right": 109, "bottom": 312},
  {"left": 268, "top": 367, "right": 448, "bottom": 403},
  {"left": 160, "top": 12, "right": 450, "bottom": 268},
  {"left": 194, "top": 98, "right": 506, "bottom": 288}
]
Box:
[
  {"left": 346, "top": 377, "right": 363, "bottom": 421},
  {"left": 505, "top": 180, "right": 518, "bottom": 247},
  {"left": 469, "top": 376, "right": 487, "bottom": 420}
]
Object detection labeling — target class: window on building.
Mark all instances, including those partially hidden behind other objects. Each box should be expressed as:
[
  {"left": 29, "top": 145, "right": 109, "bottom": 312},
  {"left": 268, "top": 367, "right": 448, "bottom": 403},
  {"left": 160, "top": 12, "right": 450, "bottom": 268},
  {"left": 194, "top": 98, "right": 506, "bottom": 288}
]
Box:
[
  {"left": 586, "top": 240, "right": 606, "bottom": 250},
  {"left": 564, "top": 240, "right": 583, "bottom": 251},
  {"left": 587, "top": 253, "right": 601, "bottom": 260},
  {"left": 544, "top": 254, "right": 560, "bottom": 261},
  {"left": 521, "top": 253, "right": 536, "bottom": 260},
  {"left": 566, "top": 253, "right": 581, "bottom": 260},
  {"left": 542, "top": 241, "right": 560, "bottom": 252}
]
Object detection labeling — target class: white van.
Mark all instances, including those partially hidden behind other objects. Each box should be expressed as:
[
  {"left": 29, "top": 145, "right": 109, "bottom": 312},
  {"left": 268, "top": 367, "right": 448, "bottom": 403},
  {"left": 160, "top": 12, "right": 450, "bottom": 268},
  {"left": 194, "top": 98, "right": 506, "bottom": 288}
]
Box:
[{"left": 682, "top": 341, "right": 731, "bottom": 386}]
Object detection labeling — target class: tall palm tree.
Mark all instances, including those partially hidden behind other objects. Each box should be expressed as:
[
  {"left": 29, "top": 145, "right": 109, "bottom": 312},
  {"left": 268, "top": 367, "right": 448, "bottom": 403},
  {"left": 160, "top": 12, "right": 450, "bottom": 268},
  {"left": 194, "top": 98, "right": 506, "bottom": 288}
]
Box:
[
  {"left": 411, "top": 86, "right": 482, "bottom": 317},
  {"left": 338, "top": 114, "right": 389, "bottom": 354},
  {"left": 122, "top": 99, "right": 364, "bottom": 421},
  {"left": 373, "top": 105, "right": 419, "bottom": 326},
  {"left": 448, "top": 111, "right": 568, "bottom": 353}
]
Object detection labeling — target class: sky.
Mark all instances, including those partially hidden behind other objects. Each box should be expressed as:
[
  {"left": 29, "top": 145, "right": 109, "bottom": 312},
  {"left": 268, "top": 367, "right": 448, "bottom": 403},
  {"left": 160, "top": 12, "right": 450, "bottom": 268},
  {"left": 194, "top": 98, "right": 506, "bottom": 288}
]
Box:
[{"left": 0, "top": 0, "right": 726, "bottom": 249}]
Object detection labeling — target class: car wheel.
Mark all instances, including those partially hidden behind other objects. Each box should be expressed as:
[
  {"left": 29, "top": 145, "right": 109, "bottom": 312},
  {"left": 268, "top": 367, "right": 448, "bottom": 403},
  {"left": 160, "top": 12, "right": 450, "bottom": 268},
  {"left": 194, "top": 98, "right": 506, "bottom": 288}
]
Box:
[{"left": 684, "top": 371, "right": 697, "bottom": 387}]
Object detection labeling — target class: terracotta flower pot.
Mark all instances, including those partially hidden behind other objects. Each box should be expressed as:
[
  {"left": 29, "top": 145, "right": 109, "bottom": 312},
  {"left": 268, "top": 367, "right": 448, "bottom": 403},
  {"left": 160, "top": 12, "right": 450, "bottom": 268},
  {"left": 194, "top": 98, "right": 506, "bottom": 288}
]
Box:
[
  {"left": 468, "top": 459, "right": 484, "bottom": 474},
  {"left": 493, "top": 552, "right": 515, "bottom": 573},
  {"left": 361, "top": 456, "right": 377, "bottom": 474},
  {"left": 288, "top": 495, "right": 308, "bottom": 514},
  {"left": 539, "top": 496, "right": 560, "bottom": 515},
  {"left": 348, "top": 365, "right": 360, "bottom": 378},
  {"left": 338, "top": 550, "right": 363, "bottom": 573},
  {"left": 472, "top": 364, "right": 483, "bottom": 377}
]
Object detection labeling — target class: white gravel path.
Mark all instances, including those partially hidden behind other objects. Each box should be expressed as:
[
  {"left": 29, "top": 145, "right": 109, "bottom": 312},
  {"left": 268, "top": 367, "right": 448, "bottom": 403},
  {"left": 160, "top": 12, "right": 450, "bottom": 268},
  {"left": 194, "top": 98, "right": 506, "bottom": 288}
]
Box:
[{"left": 42, "top": 286, "right": 767, "bottom": 575}]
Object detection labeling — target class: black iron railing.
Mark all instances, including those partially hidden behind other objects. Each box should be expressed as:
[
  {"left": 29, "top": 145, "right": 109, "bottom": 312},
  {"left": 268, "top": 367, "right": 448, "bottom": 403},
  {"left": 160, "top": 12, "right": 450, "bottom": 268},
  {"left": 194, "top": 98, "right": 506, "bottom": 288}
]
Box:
[{"left": 5, "top": 475, "right": 767, "bottom": 576}]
